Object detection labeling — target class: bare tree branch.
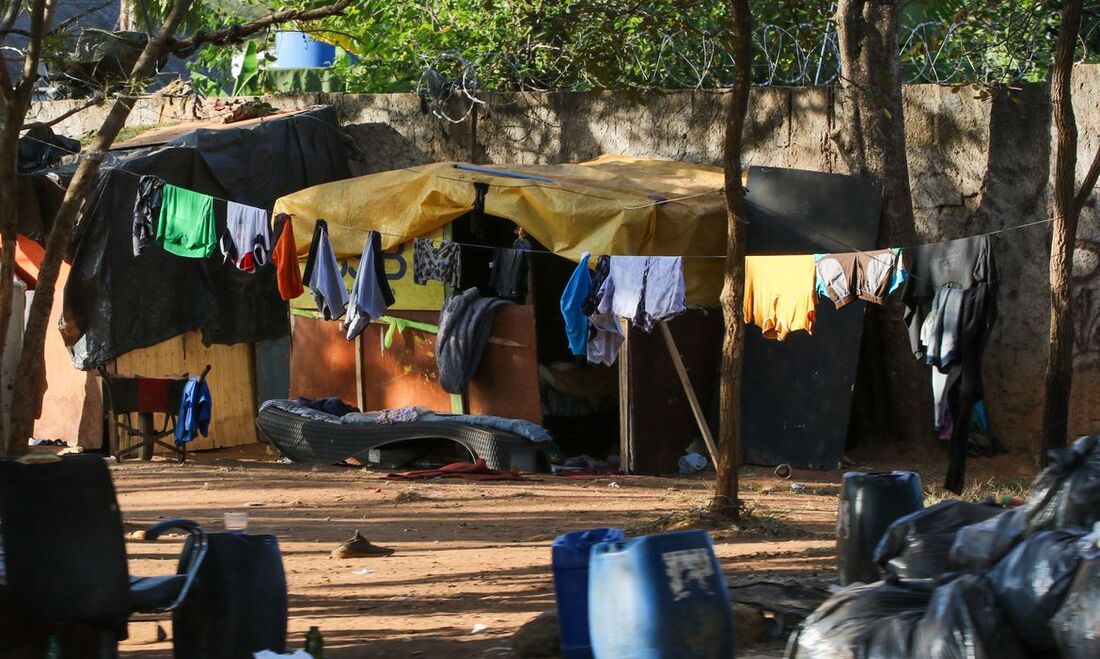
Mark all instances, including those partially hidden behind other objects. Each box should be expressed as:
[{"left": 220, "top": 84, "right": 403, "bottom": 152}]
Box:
[
  {"left": 166, "top": 0, "right": 351, "bottom": 58},
  {"left": 21, "top": 93, "right": 102, "bottom": 130}
]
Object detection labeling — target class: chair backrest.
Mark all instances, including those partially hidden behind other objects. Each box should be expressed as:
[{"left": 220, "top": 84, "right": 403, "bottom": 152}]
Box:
[
  {"left": 101, "top": 374, "right": 187, "bottom": 415},
  {"left": 0, "top": 455, "right": 131, "bottom": 624}
]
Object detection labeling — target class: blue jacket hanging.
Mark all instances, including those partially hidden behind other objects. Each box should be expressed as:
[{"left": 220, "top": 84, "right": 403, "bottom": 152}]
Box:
[
  {"left": 560, "top": 251, "right": 592, "bottom": 357},
  {"left": 175, "top": 377, "right": 212, "bottom": 446}
]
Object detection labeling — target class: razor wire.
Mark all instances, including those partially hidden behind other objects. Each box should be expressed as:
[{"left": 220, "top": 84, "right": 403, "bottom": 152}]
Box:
[{"left": 416, "top": 13, "right": 1080, "bottom": 124}]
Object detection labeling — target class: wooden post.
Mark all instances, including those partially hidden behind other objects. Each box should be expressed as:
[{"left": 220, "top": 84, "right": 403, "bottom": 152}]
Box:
[
  {"left": 658, "top": 320, "right": 720, "bottom": 468},
  {"left": 354, "top": 333, "right": 365, "bottom": 411}
]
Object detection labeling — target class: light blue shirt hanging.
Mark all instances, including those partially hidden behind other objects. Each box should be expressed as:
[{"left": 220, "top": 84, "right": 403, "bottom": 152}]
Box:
[{"left": 560, "top": 251, "right": 592, "bottom": 356}]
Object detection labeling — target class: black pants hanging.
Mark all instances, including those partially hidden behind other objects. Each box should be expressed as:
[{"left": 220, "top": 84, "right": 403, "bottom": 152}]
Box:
[{"left": 942, "top": 284, "right": 996, "bottom": 493}]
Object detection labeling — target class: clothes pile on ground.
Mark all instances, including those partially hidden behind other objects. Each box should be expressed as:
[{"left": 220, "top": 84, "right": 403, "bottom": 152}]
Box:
[
  {"left": 383, "top": 458, "right": 526, "bottom": 481},
  {"left": 787, "top": 433, "right": 1100, "bottom": 659}
]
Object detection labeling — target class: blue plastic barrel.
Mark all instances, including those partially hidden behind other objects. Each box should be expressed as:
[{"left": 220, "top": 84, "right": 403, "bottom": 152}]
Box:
[
  {"left": 552, "top": 528, "right": 625, "bottom": 659},
  {"left": 588, "top": 530, "right": 734, "bottom": 658},
  {"left": 272, "top": 31, "right": 336, "bottom": 68}
]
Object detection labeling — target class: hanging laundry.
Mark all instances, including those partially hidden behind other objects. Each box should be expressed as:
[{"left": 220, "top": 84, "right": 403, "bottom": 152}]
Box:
[
  {"left": 942, "top": 283, "right": 999, "bottom": 493},
  {"left": 602, "top": 256, "right": 686, "bottom": 332},
  {"left": 921, "top": 283, "right": 965, "bottom": 433},
  {"left": 489, "top": 247, "right": 529, "bottom": 301},
  {"left": 901, "top": 235, "right": 993, "bottom": 357},
  {"left": 587, "top": 273, "right": 624, "bottom": 367},
  {"left": 302, "top": 219, "right": 349, "bottom": 320},
  {"left": 743, "top": 254, "right": 817, "bottom": 341},
  {"left": 814, "top": 248, "right": 907, "bottom": 309},
  {"left": 901, "top": 235, "right": 998, "bottom": 494},
  {"left": 582, "top": 255, "right": 611, "bottom": 316},
  {"left": 219, "top": 201, "right": 271, "bottom": 273},
  {"left": 436, "top": 288, "right": 512, "bottom": 394},
  {"left": 271, "top": 213, "right": 304, "bottom": 301},
  {"left": 560, "top": 252, "right": 592, "bottom": 357},
  {"left": 132, "top": 175, "right": 164, "bottom": 256},
  {"left": 344, "top": 231, "right": 394, "bottom": 341},
  {"left": 413, "top": 237, "right": 462, "bottom": 287},
  {"left": 175, "top": 376, "right": 212, "bottom": 447},
  {"left": 155, "top": 184, "right": 217, "bottom": 258}
]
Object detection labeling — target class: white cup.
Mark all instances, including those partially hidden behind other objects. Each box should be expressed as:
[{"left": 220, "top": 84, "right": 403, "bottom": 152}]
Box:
[{"left": 224, "top": 511, "right": 249, "bottom": 532}]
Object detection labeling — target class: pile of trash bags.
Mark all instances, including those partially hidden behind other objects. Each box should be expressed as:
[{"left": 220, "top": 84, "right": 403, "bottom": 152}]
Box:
[{"left": 787, "top": 433, "right": 1100, "bottom": 659}]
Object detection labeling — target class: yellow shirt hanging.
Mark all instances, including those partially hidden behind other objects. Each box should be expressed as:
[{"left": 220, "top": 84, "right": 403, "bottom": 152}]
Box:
[{"left": 743, "top": 255, "right": 818, "bottom": 340}]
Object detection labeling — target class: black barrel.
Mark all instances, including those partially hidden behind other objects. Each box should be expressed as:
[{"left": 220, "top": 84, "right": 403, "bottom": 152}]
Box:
[
  {"left": 837, "top": 471, "right": 923, "bottom": 585},
  {"left": 173, "top": 533, "right": 288, "bottom": 659}
]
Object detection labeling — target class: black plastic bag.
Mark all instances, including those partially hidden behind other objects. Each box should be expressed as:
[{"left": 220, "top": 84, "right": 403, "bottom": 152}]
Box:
[
  {"left": 909, "top": 574, "right": 1026, "bottom": 659},
  {"left": 1052, "top": 530, "right": 1100, "bottom": 659},
  {"left": 874, "top": 500, "right": 1002, "bottom": 581},
  {"left": 948, "top": 506, "right": 1029, "bottom": 573},
  {"left": 785, "top": 581, "right": 931, "bottom": 659},
  {"left": 988, "top": 528, "right": 1087, "bottom": 651},
  {"left": 1026, "top": 434, "right": 1100, "bottom": 533}
]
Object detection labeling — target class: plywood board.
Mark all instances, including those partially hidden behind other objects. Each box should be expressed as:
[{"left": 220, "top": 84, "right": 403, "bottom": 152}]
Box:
[
  {"left": 288, "top": 315, "right": 357, "bottom": 404},
  {"left": 289, "top": 307, "right": 542, "bottom": 422},
  {"left": 467, "top": 305, "right": 542, "bottom": 423},
  {"left": 113, "top": 331, "right": 258, "bottom": 451}
]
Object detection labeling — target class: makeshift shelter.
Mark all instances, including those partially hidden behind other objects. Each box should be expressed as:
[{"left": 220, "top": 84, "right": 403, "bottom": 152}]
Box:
[
  {"left": 274, "top": 160, "right": 884, "bottom": 474},
  {"left": 26, "top": 107, "right": 351, "bottom": 450},
  {"left": 273, "top": 156, "right": 730, "bottom": 464}
]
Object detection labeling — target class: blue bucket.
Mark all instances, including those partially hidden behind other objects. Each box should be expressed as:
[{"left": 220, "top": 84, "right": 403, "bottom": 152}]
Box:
[
  {"left": 272, "top": 31, "right": 336, "bottom": 69},
  {"left": 552, "top": 528, "right": 625, "bottom": 659}
]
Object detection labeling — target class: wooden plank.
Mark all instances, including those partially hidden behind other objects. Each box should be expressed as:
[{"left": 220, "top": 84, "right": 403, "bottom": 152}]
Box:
[
  {"left": 618, "top": 318, "right": 633, "bottom": 473},
  {"left": 659, "top": 320, "right": 719, "bottom": 467},
  {"left": 466, "top": 305, "right": 542, "bottom": 423},
  {"left": 618, "top": 311, "right": 724, "bottom": 475},
  {"left": 113, "top": 331, "right": 259, "bottom": 451}
]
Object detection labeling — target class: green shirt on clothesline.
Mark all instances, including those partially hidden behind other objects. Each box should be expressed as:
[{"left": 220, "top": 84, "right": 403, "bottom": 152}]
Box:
[{"left": 156, "top": 184, "right": 217, "bottom": 258}]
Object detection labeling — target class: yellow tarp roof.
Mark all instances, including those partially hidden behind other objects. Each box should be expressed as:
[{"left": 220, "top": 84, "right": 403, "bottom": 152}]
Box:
[{"left": 272, "top": 155, "right": 727, "bottom": 304}]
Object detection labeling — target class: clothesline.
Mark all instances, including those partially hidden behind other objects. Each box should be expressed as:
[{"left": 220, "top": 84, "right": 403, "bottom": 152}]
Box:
[{"left": 18, "top": 139, "right": 1058, "bottom": 267}]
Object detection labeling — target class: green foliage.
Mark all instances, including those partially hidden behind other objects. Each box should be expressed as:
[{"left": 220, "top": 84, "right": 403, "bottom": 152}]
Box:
[{"left": 180, "top": 1, "right": 1100, "bottom": 95}]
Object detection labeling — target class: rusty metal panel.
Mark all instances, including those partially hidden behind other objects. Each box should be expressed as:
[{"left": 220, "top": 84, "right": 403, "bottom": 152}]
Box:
[
  {"left": 467, "top": 305, "right": 542, "bottom": 423},
  {"left": 620, "top": 311, "right": 723, "bottom": 475},
  {"left": 288, "top": 315, "right": 357, "bottom": 405}
]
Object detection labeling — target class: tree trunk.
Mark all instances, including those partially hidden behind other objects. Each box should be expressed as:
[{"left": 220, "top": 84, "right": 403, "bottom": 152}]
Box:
[
  {"left": 1042, "top": 0, "right": 1086, "bottom": 462},
  {"left": 712, "top": 0, "right": 751, "bottom": 518},
  {"left": 6, "top": 0, "right": 196, "bottom": 448},
  {"left": 835, "top": 0, "right": 928, "bottom": 448}
]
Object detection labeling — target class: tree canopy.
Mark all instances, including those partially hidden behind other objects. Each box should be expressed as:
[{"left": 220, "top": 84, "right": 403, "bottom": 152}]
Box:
[{"left": 183, "top": 0, "right": 1100, "bottom": 96}]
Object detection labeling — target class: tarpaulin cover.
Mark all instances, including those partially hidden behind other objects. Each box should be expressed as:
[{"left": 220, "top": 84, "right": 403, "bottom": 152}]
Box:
[
  {"left": 272, "top": 156, "right": 727, "bottom": 305},
  {"left": 61, "top": 106, "right": 350, "bottom": 369}
]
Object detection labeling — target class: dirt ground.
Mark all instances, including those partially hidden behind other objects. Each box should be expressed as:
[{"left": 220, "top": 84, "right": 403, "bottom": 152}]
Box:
[{"left": 111, "top": 443, "right": 1040, "bottom": 658}]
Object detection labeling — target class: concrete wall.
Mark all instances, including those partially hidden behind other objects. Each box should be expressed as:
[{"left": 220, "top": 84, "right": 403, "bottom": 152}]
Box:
[{"left": 26, "top": 67, "right": 1100, "bottom": 452}]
